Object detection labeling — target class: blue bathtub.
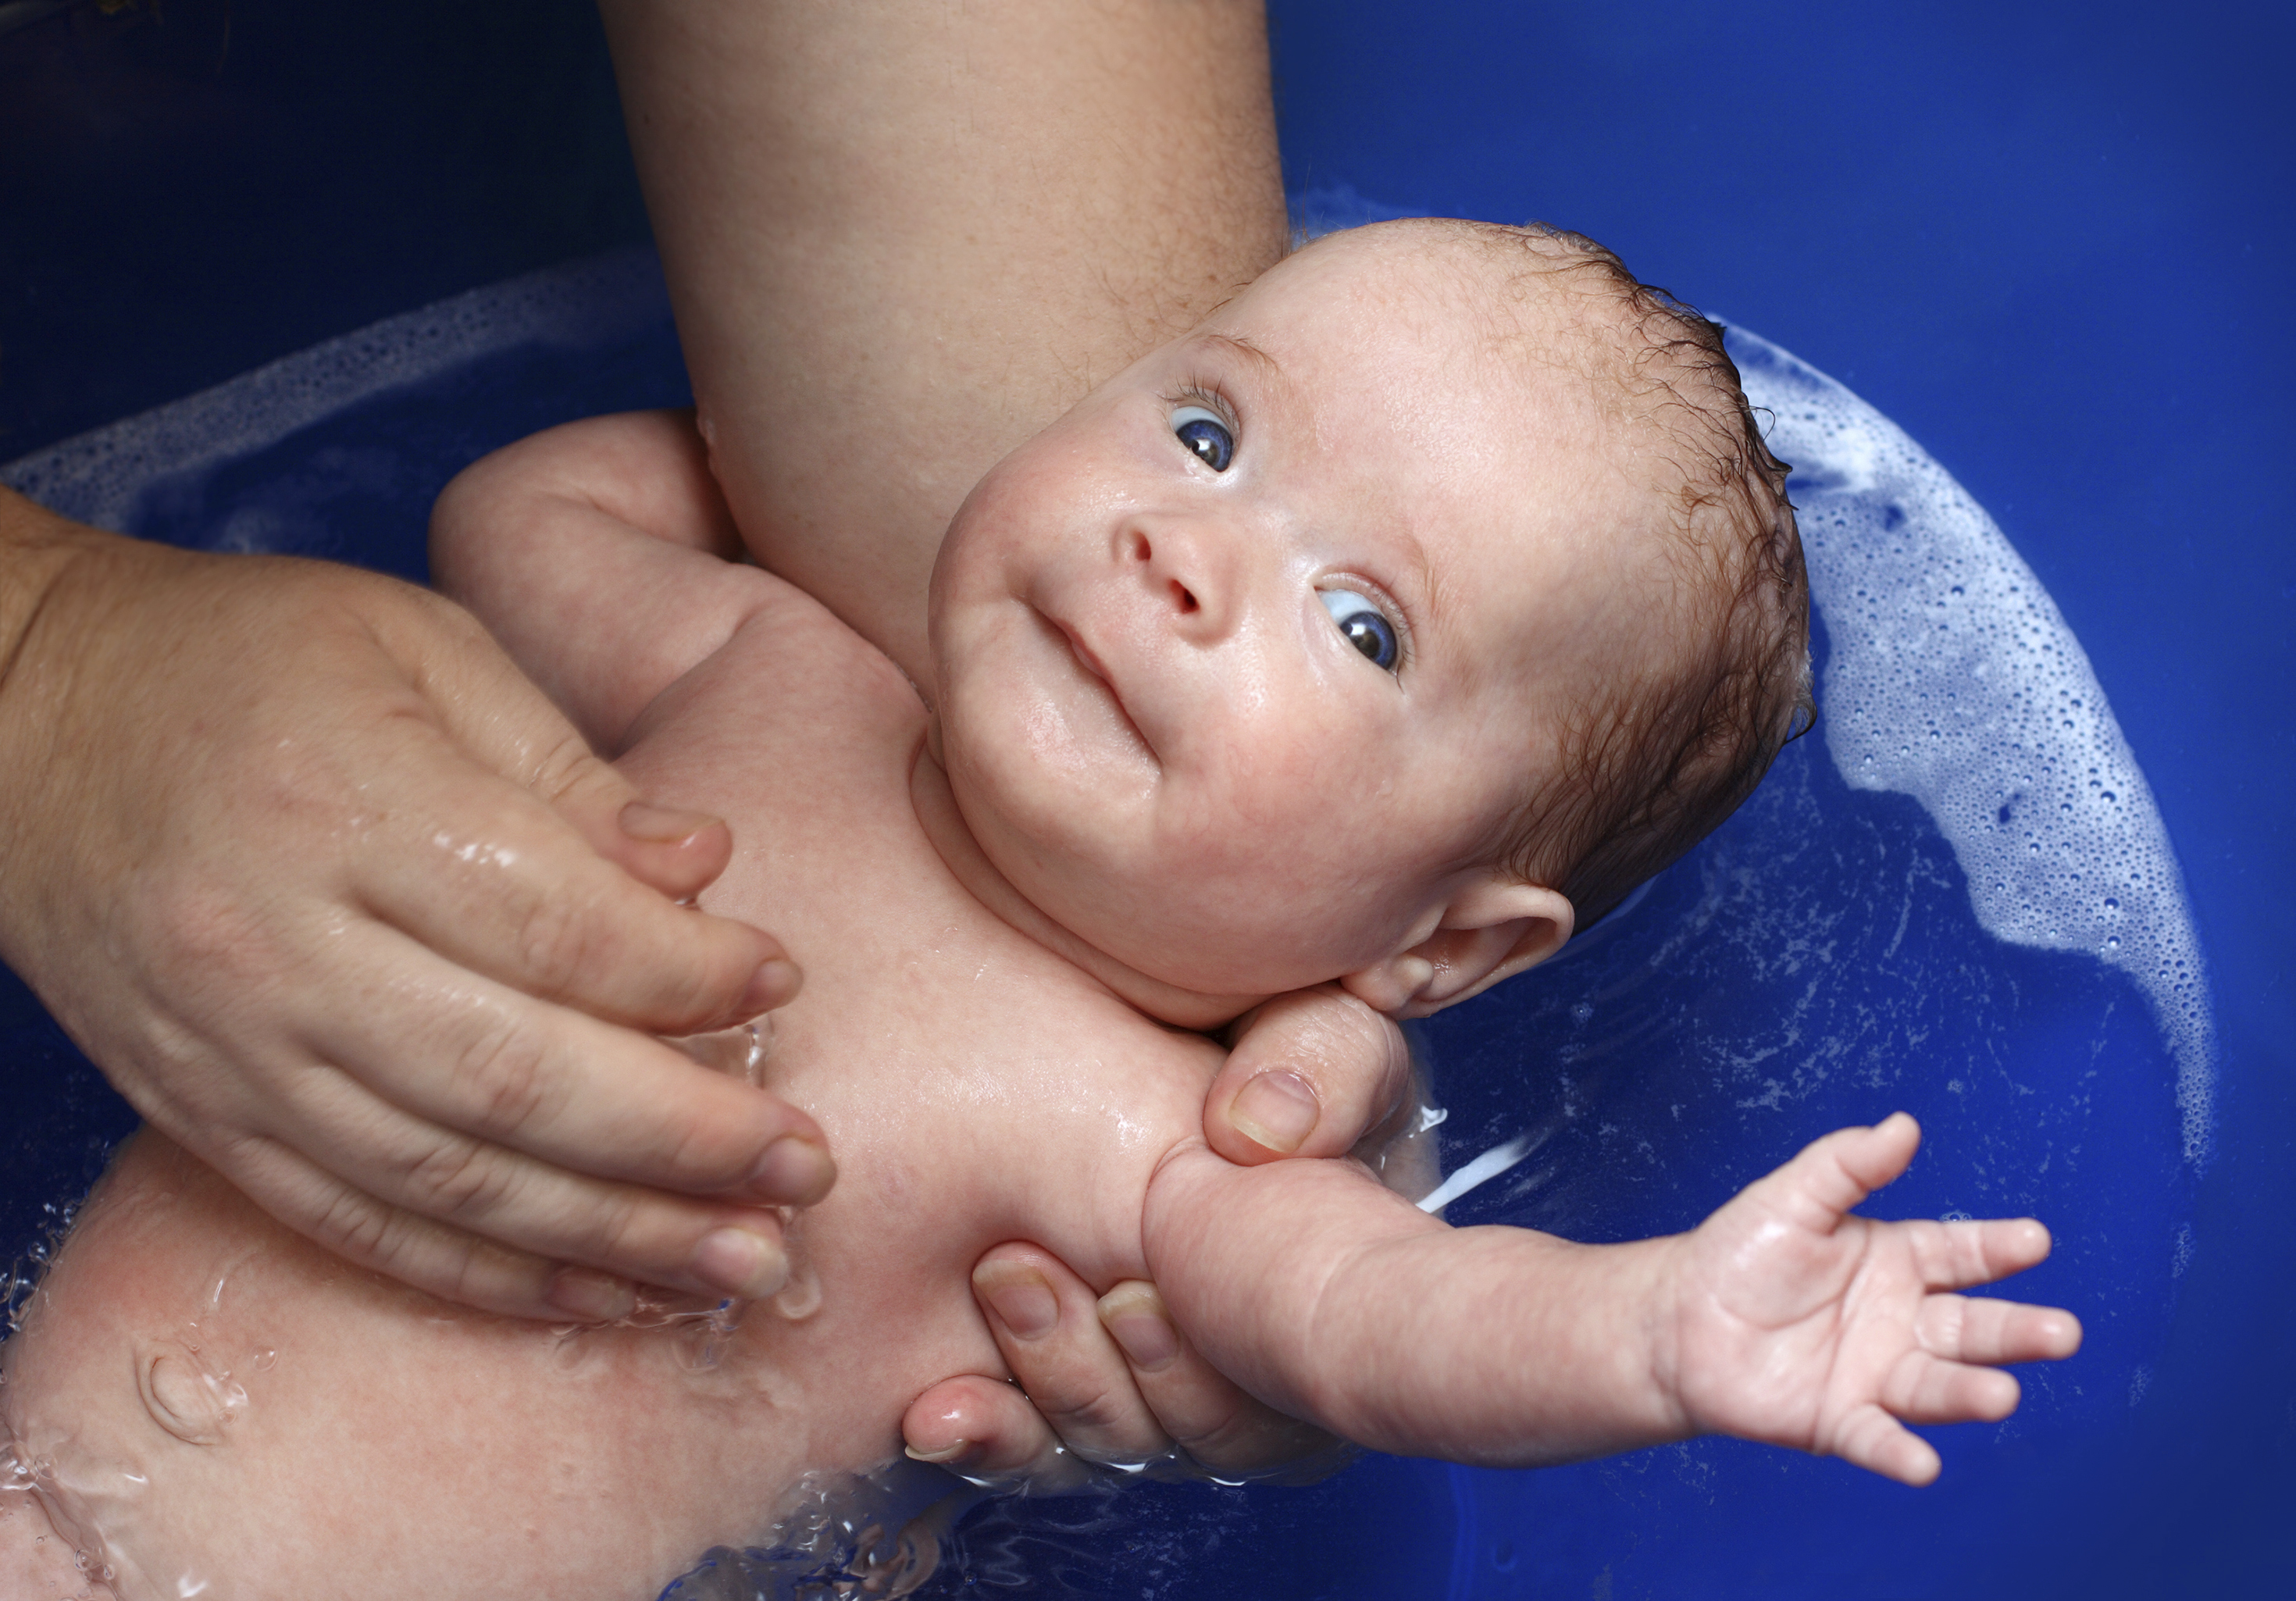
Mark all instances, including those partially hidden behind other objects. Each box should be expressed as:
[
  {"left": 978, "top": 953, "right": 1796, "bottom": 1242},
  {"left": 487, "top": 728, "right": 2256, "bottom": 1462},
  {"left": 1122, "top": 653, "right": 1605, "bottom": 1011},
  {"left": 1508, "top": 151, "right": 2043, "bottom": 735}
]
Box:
[{"left": 2, "top": 2, "right": 2287, "bottom": 1594}]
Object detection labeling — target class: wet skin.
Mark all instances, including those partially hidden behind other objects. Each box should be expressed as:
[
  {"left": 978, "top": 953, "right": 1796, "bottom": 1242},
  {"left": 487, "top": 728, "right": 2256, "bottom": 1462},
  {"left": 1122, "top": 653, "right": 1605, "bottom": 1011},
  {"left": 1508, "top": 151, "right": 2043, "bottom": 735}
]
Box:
[{"left": 1, "top": 579, "right": 1244, "bottom": 1599}]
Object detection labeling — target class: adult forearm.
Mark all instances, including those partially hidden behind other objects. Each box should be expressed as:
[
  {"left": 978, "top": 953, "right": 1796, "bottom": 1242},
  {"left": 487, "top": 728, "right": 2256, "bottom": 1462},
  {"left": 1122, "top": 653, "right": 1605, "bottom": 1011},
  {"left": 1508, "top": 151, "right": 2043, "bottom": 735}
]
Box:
[
  {"left": 0, "top": 487, "right": 113, "bottom": 727},
  {"left": 596, "top": 0, "right": 1288, "bottom": 676},
  {"left": 0, "top": 491, "right": 149, "bottom": 967}
]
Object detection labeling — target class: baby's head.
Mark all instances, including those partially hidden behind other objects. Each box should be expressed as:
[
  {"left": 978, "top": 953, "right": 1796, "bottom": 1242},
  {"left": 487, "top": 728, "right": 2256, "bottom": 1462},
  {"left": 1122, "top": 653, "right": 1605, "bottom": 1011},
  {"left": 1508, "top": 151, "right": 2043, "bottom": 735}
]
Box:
[{"left": 929, "top": 218, "right": 1809, "bottom": 1015}]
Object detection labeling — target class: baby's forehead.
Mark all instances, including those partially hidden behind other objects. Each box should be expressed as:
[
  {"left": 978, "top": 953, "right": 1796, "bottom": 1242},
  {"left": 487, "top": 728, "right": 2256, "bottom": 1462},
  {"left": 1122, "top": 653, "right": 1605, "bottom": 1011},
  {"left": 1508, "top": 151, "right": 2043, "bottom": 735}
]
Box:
[{"left": 1282, "top": 223, "right": 1647, "bottom": 372}]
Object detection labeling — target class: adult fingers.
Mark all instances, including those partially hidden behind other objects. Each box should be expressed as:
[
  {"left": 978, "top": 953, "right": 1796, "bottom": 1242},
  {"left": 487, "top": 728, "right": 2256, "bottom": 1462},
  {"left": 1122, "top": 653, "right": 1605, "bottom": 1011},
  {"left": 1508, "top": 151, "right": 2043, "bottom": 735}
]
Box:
[
  {"left": 381, "top": 593, "right": 742, "bottom": 904},
  {"left": 1095, "top": 1282, "right": 1343, "bottom": 1476},
  {"left": 256, "top": 1059, "right": 801, "bottom": 1303},
  {"left": 900, "top": 1375, "right": 1093, "bottom": 1490},
  {"left": 301, "top": 924, "right": 832, "bottom": 1207},
  {"left": 210, "top": 1129, "right": 630, "bottom": 1321},
  {"left": 1203, "top": 987, "right": 1413, "bottom": 1165},
  {"left": 970, "top": 1246, "right": 1175, "bottom": 1467},
  {"left": 1916, "top": 1294, "right": 2084, "bottom": 1367},
  {"left": 348, "top": 722, "right": 800, "bottom": 1035},
  {"left": 336, "top": 600, "right": 799, "bottom": 1033}
]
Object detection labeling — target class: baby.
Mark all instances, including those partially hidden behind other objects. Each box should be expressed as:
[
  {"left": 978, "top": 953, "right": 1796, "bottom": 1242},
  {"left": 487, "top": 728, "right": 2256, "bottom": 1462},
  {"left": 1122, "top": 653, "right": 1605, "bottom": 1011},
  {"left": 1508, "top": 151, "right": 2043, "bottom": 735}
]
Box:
[{"left": 0, "top": 220, "right": 2079, "bottom": 1599}]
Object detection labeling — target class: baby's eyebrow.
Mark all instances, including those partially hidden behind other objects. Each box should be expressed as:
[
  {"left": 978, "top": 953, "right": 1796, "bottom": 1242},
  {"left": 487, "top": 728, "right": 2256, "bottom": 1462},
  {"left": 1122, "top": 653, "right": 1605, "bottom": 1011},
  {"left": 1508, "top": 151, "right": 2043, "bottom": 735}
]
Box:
[{"left": 1199, "top": 330, "right": 1283, "bottom": 377}]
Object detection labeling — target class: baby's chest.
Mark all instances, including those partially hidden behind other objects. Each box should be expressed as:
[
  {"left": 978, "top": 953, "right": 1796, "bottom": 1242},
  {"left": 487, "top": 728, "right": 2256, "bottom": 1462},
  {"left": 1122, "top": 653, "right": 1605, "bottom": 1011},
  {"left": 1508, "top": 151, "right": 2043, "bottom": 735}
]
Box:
[{"left": 618, "top": 612, "right": 1222, "bottom": 1339}]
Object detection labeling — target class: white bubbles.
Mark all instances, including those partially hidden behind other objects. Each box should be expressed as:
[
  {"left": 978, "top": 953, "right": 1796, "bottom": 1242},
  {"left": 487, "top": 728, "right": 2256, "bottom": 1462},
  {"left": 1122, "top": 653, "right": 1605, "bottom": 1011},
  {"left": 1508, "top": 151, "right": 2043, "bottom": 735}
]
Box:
[
  {"left": 1732, "top": 330, "right": 2215, "bottom": 1163},
  {"left": 2, "top": 248, "right": 672, "bottom": 536}
]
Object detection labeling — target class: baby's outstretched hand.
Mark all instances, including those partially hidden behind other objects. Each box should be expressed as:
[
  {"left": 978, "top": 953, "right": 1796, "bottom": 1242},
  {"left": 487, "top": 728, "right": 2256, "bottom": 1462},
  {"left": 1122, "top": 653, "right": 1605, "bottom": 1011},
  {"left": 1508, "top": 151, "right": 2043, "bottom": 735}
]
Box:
[{"left": 1663, "top": 1114, "right": 2081, "bottom": 1485}]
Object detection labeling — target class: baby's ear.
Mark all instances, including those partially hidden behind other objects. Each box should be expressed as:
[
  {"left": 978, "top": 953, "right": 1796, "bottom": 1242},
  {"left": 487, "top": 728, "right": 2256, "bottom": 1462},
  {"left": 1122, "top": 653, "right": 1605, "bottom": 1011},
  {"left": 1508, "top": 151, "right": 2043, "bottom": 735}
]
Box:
[{"left": 1339, "top": 877, "right": 1574, "bottom": 1019}]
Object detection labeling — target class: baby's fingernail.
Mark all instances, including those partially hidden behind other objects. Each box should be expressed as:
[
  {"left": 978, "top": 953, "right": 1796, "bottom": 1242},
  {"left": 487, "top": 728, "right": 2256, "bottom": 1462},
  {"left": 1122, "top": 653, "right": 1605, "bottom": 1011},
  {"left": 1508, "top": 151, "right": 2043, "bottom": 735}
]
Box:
[
  {"left": 1229, "top": 1071, "right": 1319, "bottom": 1155},
  {"left": 979, "top": 1269, "right": 1060, "bottom": 1340},
  {"left": 621, "top": 800, "right": 723, "bottom": 845},
  {"left": 747, "top": 1136, "right": 835, "bottom": 1206},
  {"left": 546, "top": 1267, "right": 634, "bottom": 1323},
  {"left": 693, "top": 1225, "right": 788, "bottom": 1299},
  {"left": 736, "top": 957, "right": 802, "bottom": 1017},
  {"left": 1099, "top": 1287, "right": 1180, "bottom": 1373}
]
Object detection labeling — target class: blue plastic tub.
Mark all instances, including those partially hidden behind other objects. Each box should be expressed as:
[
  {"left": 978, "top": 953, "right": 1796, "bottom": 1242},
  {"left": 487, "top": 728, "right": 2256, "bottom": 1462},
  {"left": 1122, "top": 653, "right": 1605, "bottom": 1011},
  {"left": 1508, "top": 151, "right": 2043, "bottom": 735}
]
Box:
[{"left": 3, "top": 2, "right": 2287, "bottom": 1594}]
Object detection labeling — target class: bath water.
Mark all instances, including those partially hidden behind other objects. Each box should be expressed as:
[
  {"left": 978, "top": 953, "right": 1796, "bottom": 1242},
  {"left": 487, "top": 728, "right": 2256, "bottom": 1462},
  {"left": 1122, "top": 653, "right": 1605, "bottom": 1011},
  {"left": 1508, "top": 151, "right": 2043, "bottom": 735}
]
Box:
[{"left": 0, "top": 223, "right": 2201, "bottom": 1596}]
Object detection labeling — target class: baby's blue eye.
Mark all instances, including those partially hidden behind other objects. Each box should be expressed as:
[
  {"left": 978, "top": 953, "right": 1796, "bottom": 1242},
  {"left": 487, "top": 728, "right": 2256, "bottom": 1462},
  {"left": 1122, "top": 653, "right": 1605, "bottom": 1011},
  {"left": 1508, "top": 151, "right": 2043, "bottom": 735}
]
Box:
[
  {"left": 1171, "top": 405, "right": 1234, "bottom": 472},
  {"left": 1321, "top": 589, "right": 1399, "bottom": 672}
]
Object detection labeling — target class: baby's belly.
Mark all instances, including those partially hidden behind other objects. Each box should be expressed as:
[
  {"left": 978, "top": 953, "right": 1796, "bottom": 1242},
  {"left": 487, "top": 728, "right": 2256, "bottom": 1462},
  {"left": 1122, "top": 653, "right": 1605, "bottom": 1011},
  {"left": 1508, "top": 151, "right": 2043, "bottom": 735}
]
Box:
[{"left": 1, "top": 1131, "right": 989, "bottom": 1601}]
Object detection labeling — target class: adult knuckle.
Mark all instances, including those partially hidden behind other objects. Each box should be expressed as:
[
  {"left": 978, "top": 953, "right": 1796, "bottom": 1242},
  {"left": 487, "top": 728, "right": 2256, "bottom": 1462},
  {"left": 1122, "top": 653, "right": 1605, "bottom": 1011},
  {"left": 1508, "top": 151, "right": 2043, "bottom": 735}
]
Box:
[
  {"left": 559, "top": 1188, "right": 649, "bottom": 1266},
  {"left": 532, "top": 730, "right": 615, "bottom": 807},
  {"left": 510, "top": 878, "right": 613, "bottom": 1000},
  {"left": 454, "top": 1013, "right": 562, "bottom": 1138},
  {"left": 305, "top": 1183, "right": 397, "bottom": 1266},
  {"left": 401, "top": 1135, "right": 520, "bottom": 1225}
]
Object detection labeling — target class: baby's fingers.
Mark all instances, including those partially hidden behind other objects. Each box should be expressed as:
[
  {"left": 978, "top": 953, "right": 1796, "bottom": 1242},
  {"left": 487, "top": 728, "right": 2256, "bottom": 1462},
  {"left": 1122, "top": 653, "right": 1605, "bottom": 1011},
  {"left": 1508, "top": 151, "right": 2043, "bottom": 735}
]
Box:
[
  {"left": 1881, "top": 1346, "right": 2022, "bottom": 1426},
  {"left": 1757, "top": 1112, "right": 1923, "bottom": 1231},
  {"left": 1918, "top": 1293, "right": 2084, "bottom": 1368},
  {"left": 1830, "top": 1401, "right": 1944, "bottom": 1486},
  {"left": 1913, "top": 1216, "right": 2054, "bottom": 1290}
]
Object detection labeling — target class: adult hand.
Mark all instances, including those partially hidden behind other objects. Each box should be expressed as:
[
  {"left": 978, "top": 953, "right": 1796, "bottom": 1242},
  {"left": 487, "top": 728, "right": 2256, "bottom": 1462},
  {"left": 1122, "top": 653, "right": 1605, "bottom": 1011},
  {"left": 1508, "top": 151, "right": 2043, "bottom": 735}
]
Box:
[
  {"left": 0, "top": 493, "right": 832, "bottom": 1321},
  {"left": 901, "top": 1244, "right": 1348, "bottom": 1487},
  {"left": 1202, "top": 986, "right": 1417, "bottom": 1167}
]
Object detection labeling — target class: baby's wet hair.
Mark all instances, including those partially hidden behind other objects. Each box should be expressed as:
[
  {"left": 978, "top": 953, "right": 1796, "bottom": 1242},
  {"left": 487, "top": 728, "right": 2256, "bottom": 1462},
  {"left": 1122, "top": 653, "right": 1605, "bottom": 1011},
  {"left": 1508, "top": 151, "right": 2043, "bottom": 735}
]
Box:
[{"left": 1475, "top": 221, "right": 1814, "bottom": 925}]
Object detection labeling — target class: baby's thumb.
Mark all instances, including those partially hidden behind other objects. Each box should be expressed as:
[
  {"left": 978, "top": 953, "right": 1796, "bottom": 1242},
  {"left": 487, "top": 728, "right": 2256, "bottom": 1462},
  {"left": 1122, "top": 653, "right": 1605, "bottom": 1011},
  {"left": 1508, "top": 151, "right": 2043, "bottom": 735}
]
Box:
[{"left": 1781, "top": 1113, "right": 1923, "bottom": 1221}]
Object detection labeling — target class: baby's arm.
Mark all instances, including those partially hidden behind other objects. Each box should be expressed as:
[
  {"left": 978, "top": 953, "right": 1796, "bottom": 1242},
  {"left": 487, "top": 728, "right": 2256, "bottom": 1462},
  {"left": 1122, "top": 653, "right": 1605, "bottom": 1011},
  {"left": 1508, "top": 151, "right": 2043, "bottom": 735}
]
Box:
[
  {"left": 430, "top": 409, "right": 776, "bottom": 755},
  {"left": 1146, "top": 1113, "right": 2080, "bottom": 1483}
]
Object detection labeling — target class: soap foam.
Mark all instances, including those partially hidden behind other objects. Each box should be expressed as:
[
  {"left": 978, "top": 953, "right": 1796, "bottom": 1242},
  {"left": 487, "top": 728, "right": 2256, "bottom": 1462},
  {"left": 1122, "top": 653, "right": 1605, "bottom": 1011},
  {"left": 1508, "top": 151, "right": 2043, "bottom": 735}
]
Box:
[{"left": 1731, "top": 330, "right": 2214, "bottom": 1163}]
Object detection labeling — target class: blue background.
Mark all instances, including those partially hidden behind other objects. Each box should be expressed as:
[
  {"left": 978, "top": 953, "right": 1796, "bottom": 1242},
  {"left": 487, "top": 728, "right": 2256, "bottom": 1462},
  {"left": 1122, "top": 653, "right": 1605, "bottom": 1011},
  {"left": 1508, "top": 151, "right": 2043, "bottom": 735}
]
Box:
[{"left": 2, "top": 2, "right": 2287, "bottom": 1594}]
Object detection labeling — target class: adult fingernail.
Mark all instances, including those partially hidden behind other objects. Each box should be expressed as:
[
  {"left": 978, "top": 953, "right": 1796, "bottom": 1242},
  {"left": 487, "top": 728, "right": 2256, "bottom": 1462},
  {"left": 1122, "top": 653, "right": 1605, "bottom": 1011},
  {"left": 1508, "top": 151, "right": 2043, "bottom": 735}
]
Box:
[
  {"left": 547, "top": 1267, "right": 634, "bottom": 1323},
  {"left": 1229, "top": 1070, "right": 1319, "bottom": 1155},
  {"left": 979, "top": 1269, "right": 1060, "bottom": 1340},
  {"left": 904, "top": 1439, "right": 974, "bottom": 1465},
  {"left": 621, "top": 800, "right": 723, "bottom": 845},
  {"left": 747, "top": 1136, "right": 835, "bottom": 1206},
  {"left": 736, "top": 957, "right": 802, "bottom": 1017},
  {"left": 693, "top": 1226, "right": 789, "bottom": 1299},
  {"left": 1100, "top": 1287, "right": 1180, "bottom": 1373}
]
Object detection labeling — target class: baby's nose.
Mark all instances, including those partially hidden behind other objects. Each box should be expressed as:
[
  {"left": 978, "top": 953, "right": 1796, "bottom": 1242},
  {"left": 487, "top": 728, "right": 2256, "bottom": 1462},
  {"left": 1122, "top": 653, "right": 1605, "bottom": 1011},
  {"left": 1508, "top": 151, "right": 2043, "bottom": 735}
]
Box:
[{"left": 1125, "top": 521, "right": 1234, "bottom": 638}]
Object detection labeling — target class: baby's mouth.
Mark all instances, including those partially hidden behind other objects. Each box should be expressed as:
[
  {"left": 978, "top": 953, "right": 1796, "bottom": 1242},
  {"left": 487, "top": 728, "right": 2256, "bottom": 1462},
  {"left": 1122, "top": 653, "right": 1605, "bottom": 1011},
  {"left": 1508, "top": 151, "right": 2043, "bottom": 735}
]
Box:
[{"left": 1042, "top": 609, "right": 1154, "bottom": 758}]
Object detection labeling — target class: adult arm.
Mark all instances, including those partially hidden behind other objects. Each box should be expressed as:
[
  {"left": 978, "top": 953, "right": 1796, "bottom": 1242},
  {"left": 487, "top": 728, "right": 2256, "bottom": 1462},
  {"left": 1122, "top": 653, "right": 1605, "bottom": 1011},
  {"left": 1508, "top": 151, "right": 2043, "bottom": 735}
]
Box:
[
  {"left": 595, "top": 0, "right": 1289, "bottom": 683},
  {"left": 0, "top": 487, "right": 827, "bottom": 1319}
]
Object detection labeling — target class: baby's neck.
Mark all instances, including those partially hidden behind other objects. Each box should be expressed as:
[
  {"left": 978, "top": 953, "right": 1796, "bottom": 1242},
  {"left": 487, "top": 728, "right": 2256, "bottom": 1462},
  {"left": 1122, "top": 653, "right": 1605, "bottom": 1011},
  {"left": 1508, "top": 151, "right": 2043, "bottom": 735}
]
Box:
[{"left": 907, "top": 741, "right": 1267, "bottom": 1033}]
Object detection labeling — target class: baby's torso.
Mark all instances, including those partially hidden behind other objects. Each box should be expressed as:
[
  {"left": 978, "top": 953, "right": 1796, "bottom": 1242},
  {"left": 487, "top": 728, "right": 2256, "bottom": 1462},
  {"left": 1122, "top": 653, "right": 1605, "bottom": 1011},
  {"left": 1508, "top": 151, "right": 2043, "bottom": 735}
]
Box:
[
  {"left": 0, "top": 577, "right": 1221, "bottom": 1601},
  {"left": 611, "top": 576, "right": 1224, "bottom": 1461}
]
